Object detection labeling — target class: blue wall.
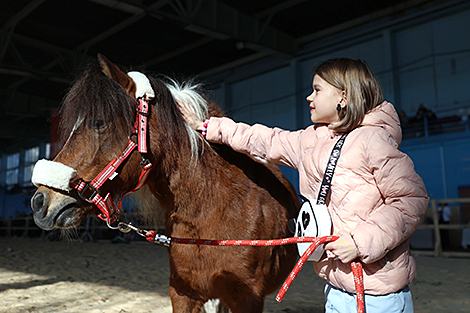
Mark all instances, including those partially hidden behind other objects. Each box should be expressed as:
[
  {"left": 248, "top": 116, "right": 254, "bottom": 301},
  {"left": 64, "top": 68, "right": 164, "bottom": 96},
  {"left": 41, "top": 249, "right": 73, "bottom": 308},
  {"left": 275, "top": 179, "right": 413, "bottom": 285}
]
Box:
[
  {"left": 401, "top": 132, "right": 470, "bottom": 199},
  {"left": 0, "top": 190, "right": 32, "bottom": 219},
  {"left": 208, "top": 0, "right": 470, "bottom": 199}
]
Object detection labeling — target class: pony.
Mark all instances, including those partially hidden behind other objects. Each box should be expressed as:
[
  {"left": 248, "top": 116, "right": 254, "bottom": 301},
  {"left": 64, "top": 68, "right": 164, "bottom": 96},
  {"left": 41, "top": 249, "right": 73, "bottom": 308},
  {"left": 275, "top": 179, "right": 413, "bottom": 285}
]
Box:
[{"left": 30, "top": 54, "right": 300, "bottom": 313}]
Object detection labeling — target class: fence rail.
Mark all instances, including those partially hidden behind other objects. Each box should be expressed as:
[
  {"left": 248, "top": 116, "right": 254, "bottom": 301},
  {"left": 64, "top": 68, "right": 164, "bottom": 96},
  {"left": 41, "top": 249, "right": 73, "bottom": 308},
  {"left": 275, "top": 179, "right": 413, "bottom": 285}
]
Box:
[
  {"left": 0, "top": 213, "right": 164, "bottom": 241},
  {"left": 2, "top": 199, "right": 470, "bottom": 258},
  {"left": 0, "top": 215, "right": 45, "bottom": 238},
  {"left": 412, "top": 198, "right": 470, "bottom": 258}
]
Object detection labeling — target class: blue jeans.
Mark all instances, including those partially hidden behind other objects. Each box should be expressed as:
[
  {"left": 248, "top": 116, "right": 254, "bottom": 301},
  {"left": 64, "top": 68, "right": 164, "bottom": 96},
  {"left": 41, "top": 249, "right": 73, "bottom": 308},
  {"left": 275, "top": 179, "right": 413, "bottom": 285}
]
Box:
[{"left": 324, "top": 284, "right": 414, "bottom": 313}]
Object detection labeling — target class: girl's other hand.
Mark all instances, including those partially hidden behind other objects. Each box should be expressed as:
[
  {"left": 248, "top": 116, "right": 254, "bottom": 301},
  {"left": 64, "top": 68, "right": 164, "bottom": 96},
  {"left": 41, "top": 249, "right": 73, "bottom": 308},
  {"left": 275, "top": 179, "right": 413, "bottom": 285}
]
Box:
[
  {"left": 177, "top": 99, "right": 204, "bottom": 131},
  {"left": 324, "top": 230, "right": 359, "bottom": 263}
]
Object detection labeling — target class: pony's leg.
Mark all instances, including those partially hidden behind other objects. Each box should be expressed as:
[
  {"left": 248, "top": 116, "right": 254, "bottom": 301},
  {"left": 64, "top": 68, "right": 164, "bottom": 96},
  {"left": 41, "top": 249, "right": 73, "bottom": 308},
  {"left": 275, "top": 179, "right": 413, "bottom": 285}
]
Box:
[
  {"left": 211, "top": 274, "right": 264, "bottom": 313},
  {"left": 224, "top": 294, "right": 264, "bottom": 313},
  {"left": 201, "top": 299, "right": 230, "bottom": 313},
  {"left": 169, "top": 285, "right": 204, "bottom": 313},
  {"left": 202, "top": 299, "right": 219, "bottom": 313}
]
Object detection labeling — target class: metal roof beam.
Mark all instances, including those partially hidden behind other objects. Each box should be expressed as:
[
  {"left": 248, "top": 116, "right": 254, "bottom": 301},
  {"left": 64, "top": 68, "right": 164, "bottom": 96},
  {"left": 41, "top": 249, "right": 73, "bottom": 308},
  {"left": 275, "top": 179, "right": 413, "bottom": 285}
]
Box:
[
  {"left": 85, "top": 0, "right": 145, "bottom": 14},
  {"left": 3, "top": 0, "right": 298, "bottom": 92},
  {"left": 198, "top": 51, "right": 269, "bottom": 79},
  {"left": 0, "top": 65, "right": 71, "bottom": 84},
  {"left": 299, "top": 0, "right": 435, "bottom": 44},
  {"left": 2, "top": 0, "right": 47, "bottom": 29},
  {"left": 0, "top": 0, "right": 47, "bottom": 61},
  {"left": 91, "top": 0, "right": 298, "bottom": 56},
  {"left": 7, "top": 1, "right": 171, "bottom": 90},
  {"left": 167, "top": 0, "right": 298, "bottom": 56},
  {"left": 0, "top": 31, "right": 88, "bottom": 86},
  {"left": 144, "top": 37, "right": 214, "bottom": 67},
  {"left": 255, "top": 0, "right": 309, "bottom": 19}
]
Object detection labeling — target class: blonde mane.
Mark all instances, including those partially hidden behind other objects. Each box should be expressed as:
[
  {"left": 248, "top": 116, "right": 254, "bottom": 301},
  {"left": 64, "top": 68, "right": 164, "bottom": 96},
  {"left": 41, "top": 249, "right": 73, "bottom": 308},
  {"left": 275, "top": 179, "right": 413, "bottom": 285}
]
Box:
[{"left": 164, "top": 79, "right": 210, "bottom": 164}]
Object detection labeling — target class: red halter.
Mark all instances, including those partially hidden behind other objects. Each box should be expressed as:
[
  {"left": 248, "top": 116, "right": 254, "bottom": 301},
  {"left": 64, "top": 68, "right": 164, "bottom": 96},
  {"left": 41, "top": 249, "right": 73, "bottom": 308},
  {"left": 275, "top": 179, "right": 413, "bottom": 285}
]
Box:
[{"left": 70, "top": 98, "right": 152, "bottom": 224}]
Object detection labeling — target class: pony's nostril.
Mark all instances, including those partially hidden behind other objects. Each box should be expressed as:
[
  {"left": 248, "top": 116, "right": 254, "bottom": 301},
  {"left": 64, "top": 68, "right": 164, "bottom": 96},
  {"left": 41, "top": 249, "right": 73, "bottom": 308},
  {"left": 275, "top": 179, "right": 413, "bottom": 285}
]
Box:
[{"left": 31, "top": 191, "right": 47, "bottom": 214}]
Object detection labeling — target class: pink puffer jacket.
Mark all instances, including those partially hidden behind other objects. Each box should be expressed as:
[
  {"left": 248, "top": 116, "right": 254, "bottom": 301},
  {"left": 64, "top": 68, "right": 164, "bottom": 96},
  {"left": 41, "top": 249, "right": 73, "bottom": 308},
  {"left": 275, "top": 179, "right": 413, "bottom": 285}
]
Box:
[{"left": 206, "top": 101, "right": 429, "bottom": 295}]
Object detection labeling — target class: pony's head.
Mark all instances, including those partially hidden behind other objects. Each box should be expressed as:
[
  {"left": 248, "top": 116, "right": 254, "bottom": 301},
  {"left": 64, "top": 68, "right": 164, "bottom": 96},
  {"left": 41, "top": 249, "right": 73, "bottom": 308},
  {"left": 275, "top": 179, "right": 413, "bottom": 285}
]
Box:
[{"left": 30, "top": 54, "right": 209, "bottom": 230}]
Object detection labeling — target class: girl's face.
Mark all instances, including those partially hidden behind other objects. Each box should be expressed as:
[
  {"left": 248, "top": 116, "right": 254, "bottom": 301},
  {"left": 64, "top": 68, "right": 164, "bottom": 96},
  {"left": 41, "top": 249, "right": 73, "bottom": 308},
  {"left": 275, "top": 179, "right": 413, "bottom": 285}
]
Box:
[{"left": 306, "top": 74, "right": 344, "bottom": 125}]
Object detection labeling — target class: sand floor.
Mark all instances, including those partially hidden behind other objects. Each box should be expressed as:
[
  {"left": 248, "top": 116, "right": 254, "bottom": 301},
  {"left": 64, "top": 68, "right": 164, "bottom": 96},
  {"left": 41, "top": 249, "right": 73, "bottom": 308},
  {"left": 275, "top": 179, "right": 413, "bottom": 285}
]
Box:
[{"left": 1, "top": 237, "right": 469, "bottom": 313}]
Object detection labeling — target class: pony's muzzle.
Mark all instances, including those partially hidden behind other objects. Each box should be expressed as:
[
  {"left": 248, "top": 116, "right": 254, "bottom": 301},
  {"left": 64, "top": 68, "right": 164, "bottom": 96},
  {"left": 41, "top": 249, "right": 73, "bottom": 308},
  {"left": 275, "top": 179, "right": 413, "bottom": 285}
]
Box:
[{"left": 31, "top": 189, "right": 48, "bottom": 216}]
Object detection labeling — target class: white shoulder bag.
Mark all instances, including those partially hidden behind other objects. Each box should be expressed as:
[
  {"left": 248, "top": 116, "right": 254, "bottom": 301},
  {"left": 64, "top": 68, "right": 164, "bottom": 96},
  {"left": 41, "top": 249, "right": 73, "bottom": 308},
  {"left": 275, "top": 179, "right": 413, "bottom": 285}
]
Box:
[{"left": 294, "top": 133, "right": 348, "bottom": 261}]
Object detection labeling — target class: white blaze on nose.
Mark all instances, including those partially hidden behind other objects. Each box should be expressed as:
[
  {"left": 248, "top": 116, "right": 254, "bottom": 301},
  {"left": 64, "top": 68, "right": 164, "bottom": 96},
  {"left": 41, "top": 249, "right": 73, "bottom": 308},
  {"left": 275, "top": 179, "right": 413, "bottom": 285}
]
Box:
[{"left": 31, "top": 159, "right": 78, "bottom": 192}]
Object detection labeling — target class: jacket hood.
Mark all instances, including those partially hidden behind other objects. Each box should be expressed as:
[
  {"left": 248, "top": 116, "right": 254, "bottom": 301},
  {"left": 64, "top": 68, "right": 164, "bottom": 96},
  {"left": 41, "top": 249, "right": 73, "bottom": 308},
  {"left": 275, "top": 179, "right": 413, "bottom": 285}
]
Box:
[{"left": 361, "top": 101, "right": 402, "bottom": 147}]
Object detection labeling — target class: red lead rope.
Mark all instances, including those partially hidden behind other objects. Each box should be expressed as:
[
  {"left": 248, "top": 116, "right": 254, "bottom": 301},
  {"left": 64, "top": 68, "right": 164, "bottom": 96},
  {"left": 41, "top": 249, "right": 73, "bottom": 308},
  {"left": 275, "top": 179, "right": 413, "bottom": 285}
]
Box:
[
  {"left": 351, "top": 261, "right": 365, "bottom": 313},
  {"left": 145, "top": 232, "right": 364, "bottom": 312}
]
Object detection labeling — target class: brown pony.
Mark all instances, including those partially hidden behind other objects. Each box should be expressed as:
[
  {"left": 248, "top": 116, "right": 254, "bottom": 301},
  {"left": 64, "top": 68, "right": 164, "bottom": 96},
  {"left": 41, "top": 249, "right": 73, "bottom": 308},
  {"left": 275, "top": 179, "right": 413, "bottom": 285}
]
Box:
[{"left": 30, "top": 55, "right": 299, "bottom": 313}]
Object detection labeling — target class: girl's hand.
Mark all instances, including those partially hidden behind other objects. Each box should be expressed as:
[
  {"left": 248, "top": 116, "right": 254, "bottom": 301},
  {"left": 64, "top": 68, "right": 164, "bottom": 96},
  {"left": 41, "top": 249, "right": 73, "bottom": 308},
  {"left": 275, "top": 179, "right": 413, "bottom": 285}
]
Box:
[
  {"left": 177, "top": 99, "right": 204, "bottom": 131},
  {"left": 324, "top": 230, "right": 359, "bottom": 263}
]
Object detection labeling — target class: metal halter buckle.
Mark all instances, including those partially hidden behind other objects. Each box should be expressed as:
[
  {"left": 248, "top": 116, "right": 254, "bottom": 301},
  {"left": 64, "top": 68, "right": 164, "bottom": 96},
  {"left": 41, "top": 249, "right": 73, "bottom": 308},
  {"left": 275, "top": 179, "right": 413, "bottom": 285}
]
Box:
[
  {"left": 77, "top": 182, "right": 100, "bottom": 202},
  {"left": 140, "top": 158, "right": 150, "bottom": 169}
]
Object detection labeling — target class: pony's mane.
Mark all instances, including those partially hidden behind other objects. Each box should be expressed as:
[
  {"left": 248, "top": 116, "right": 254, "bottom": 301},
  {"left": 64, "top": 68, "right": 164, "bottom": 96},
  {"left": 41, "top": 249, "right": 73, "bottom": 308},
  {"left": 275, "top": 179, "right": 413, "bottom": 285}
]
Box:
[
  {"left": 162, "top": 77, "right": 210, "bottom": 163},
  {"left": 59, "top": 60, "right": 212, "bottom": 166}
]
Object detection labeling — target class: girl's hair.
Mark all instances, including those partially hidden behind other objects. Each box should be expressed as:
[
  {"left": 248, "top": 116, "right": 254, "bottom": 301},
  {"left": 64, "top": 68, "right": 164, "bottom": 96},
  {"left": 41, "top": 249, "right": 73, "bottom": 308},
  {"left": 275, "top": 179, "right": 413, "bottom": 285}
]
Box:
[{"left": 314, "top": 58, "right": 383, "bottom": 132}]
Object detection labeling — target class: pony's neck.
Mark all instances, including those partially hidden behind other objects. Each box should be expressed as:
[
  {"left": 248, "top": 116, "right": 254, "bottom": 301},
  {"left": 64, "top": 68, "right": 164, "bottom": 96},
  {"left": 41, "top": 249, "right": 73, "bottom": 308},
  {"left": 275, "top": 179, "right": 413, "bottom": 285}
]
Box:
[{"left": 143, "top": 78, "right": 223, "bottom": 217}]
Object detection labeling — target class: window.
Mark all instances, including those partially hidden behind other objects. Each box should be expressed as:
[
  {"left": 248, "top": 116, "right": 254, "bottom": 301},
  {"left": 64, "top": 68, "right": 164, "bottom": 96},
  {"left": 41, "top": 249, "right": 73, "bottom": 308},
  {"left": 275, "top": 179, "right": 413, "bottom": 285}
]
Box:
[
  {"left": 24, "top": 147, "right": 40, "bottom": 186},
  {"left": 6, "top": 153, "right": 20, "bottom": 187},
  {"left": 45, "top": 143, "right": 50, "bottom": 160}
]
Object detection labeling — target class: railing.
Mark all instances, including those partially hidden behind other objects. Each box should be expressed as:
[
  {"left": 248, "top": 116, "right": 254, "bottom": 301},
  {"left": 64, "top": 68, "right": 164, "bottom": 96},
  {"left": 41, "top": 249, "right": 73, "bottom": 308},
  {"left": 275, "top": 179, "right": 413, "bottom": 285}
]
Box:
[
  {"left": 402, "top": 113, "right": 470, "bottom": 140},
  {"left": 0, "top": 213, "right": 165, "bottom": 241},
  {"left": 412, "top": 198, "right": 470, "bottom": 258},
  {"left": 2, "top": 200, "right": 470, "bottom": 258},
  {"left": 0, "top": 215, "right": 45, "bottom": 238}
]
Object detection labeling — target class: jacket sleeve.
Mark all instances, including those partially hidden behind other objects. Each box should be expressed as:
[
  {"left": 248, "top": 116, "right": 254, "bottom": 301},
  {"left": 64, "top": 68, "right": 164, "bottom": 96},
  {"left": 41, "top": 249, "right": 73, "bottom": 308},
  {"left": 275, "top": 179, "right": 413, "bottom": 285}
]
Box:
[
  {"left": 206, "top": 117, "right": 304, "bottom": 170},
  {"left": 350, "top": 130, "right": 429, "bottom": 264}
]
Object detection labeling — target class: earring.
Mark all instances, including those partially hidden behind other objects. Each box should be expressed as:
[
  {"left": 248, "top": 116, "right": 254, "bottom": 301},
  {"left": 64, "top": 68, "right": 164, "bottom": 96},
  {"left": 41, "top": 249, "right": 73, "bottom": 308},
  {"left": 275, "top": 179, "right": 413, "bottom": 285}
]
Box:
[{"left": 336, "top": 103, "right": 342, "bottom": 112}]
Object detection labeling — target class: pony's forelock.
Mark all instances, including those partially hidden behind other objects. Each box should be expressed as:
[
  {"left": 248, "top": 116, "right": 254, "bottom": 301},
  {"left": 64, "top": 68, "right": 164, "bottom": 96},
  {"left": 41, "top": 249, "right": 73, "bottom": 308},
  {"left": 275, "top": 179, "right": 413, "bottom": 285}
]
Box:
[{"left": 59, "top": 60, "right": 135, "bottom": 145}]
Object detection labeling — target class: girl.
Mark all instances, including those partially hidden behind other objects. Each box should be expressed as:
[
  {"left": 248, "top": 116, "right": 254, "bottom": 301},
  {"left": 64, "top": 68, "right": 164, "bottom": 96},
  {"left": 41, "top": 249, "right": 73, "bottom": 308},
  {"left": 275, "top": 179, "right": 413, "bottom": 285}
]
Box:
[{"left": 180, "top": 58, "right": 428, "bottom": 312}]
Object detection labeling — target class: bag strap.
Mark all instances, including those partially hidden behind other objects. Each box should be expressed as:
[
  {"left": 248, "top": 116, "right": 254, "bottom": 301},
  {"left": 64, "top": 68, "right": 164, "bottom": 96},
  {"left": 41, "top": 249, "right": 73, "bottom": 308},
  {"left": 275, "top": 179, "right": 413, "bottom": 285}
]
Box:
[{"left": 316, "top": 133, "right": 348, "bottom": 205}]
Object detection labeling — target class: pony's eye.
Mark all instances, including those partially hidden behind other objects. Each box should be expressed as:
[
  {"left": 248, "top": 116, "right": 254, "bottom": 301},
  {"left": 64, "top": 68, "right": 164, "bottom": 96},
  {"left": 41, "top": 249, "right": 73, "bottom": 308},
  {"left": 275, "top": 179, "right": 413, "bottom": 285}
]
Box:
[{"left": 88, "top": 119, "right": 107, "bottom": 130}]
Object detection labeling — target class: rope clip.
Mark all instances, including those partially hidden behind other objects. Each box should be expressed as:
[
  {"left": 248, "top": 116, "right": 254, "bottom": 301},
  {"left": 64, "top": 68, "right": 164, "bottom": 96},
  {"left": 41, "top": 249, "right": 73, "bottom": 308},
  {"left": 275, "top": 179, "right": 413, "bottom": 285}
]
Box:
[{"left": 117, "top": 221, "right": 147, "bottom": 237}]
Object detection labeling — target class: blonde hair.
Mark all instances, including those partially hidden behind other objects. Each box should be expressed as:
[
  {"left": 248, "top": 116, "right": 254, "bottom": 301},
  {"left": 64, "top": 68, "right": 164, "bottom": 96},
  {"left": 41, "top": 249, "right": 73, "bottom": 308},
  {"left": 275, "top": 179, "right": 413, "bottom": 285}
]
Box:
[{"left": 314, "top": 58, "right": 383, "bottom": 132}]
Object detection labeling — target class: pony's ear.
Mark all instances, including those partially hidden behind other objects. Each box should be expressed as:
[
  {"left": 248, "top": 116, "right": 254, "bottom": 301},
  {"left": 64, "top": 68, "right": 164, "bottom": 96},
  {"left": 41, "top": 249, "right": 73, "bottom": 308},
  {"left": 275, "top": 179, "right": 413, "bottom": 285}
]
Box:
[{"left": 97, "top": 53, "right": 136, "bottom": 97}]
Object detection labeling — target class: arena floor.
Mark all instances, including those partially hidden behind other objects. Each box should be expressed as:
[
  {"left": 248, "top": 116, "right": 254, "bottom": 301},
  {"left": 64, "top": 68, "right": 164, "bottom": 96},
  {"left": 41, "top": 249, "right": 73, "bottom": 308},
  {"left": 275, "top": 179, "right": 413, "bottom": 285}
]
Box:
[{"left": 0, "top": 238, "right": 469, "bottom": 312}]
